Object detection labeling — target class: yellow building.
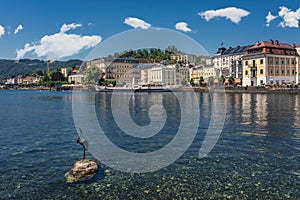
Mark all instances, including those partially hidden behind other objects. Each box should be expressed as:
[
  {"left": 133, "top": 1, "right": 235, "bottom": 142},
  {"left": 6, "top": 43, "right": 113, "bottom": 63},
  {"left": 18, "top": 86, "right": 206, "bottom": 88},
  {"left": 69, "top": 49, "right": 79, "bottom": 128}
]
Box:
[
  {"left": 242, "top": 40, "right": 299, "bottom": 86},
  {"left": 296, "top": 45, "right": 300, "bottom": 84}
]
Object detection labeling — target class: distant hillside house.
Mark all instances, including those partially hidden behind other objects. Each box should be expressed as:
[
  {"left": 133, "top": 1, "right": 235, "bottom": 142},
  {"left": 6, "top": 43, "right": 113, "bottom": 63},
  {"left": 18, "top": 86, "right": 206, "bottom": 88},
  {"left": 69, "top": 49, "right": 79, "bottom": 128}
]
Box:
[
  {"left": 170, "top": 54, "right": 197, "bottom": 64},
  {"left": 242, "top": 40, "right": 299, "bottom": 86}
]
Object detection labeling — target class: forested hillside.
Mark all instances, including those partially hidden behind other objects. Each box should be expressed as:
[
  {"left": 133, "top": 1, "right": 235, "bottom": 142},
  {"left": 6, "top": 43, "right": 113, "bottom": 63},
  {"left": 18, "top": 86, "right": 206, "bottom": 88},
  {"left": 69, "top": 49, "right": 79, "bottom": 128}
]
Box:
[{"left": 0, "top": 59, "right": 82, "bottom": 78}]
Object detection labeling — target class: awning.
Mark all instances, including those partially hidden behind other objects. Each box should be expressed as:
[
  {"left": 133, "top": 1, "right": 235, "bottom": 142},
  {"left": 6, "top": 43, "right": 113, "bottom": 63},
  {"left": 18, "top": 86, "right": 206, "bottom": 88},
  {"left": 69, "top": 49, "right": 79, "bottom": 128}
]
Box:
[{"left": 234, "top": 79, "right": 241, "bottom": 83}]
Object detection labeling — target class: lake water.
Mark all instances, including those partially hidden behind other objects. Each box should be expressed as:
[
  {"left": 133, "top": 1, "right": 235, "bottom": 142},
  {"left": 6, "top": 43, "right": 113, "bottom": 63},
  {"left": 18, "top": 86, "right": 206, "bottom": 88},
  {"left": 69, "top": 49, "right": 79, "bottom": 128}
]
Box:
[{"left": 0, "top": 90, "right": 299, "bottom": 199}]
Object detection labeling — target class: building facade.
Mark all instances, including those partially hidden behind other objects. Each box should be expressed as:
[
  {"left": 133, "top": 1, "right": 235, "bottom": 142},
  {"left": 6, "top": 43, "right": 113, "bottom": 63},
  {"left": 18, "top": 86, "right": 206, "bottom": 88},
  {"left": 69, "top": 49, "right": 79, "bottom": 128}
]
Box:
[
  {"left": 296, "top": 45, "right": 300, "bottom": 84},
  {"left": 213, "top": 45, "right": 252, "bottom": 78},
  {"left": 105, "top": 58, "right": 139, "bottom": 85},
  {"left": 242, "top": 40, "right": 299, "bottom": 86}
]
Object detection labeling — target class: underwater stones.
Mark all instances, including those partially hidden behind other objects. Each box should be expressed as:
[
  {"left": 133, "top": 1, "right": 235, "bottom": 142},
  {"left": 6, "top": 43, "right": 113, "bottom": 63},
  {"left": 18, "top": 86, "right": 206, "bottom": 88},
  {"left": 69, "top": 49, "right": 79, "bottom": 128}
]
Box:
[{"left": 65, "top": 159, "right": 98, "bottom": 183}]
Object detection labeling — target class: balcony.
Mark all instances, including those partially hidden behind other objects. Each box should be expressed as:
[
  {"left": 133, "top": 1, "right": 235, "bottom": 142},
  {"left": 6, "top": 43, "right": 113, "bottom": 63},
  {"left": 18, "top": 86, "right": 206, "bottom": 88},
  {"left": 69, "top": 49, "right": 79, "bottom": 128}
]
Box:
[{"left": 248, "top": 65, "right": 257, "bottom": 70}]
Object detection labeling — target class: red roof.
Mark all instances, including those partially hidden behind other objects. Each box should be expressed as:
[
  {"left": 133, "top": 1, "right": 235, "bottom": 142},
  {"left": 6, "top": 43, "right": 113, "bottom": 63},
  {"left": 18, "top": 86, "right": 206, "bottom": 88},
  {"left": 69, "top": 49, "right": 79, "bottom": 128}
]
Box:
[
  {"left": 245, "top": 40, "right": 297, "bottom": 56},
  {"left": 72, "top": 69, "right": 80, "bottom": 73},
  {"left": 248, "top": 40, "right": 294, "bottom": 50}
]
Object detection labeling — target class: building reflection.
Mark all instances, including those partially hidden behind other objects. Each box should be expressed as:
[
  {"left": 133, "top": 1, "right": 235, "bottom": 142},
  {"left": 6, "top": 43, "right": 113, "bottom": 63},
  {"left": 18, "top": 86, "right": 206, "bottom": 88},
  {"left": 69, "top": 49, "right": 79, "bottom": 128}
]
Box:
[
  {"left": 255, "top": 94, "right": 268, "bottom": 127},
  {"left": 293, "top": 95, "right": 300, "bottom": 129}
]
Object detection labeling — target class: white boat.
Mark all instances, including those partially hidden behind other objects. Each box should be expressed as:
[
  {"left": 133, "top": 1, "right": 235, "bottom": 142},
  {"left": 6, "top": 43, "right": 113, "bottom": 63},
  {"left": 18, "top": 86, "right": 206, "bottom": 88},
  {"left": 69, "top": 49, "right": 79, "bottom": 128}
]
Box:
[{"left": 95, "top": 84, "right": 175, "bottom": 92}]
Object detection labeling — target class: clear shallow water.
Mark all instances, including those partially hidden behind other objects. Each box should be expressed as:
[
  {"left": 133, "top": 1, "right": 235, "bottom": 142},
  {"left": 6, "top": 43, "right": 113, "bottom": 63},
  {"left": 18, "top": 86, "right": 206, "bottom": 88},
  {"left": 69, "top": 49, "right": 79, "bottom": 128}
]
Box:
[{"left": 0, "top": 90, "right": 299, "bottom": 199}]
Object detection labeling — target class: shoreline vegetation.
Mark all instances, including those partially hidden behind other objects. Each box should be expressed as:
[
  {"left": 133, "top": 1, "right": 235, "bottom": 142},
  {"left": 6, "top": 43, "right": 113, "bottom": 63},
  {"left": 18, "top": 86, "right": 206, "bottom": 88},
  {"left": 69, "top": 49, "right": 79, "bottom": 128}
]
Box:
[{"left": 1, "top": 84, "right": 299, "bottom": 93}]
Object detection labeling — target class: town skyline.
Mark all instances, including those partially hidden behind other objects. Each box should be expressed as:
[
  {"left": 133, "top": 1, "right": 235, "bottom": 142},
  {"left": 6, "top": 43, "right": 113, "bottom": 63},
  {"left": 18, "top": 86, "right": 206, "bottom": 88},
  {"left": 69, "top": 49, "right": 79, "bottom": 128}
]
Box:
[{"left": 0, "top": 0, "right": 299, "bottom": 60}]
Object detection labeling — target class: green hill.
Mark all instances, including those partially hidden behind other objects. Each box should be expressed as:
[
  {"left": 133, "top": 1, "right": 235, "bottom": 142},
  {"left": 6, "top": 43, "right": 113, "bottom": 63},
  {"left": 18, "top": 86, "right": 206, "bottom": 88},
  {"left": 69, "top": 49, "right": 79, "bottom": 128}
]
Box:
[{"left": 0, "top": 59, "right": 82, "bottom": 79}]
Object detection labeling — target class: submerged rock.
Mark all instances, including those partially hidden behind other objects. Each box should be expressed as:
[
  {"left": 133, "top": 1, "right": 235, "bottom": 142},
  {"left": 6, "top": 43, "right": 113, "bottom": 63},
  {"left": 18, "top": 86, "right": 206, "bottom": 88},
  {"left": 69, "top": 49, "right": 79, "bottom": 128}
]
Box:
[{"left": 65, "top": 159, "right": 98, "bottom": 183}]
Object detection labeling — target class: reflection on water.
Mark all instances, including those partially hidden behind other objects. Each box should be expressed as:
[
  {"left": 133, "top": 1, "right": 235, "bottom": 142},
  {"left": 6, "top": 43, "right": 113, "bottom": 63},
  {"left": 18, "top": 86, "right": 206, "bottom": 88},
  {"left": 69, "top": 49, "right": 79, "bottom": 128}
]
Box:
[{"left": 0, "top": 91, "right": 299, "bottom": 199}]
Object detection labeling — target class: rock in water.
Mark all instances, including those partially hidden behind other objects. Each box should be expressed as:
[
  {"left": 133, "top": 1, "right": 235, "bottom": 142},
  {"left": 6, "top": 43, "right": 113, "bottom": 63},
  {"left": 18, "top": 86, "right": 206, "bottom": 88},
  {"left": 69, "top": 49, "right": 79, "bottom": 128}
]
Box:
[{"left": 65, "top": 159, "right": 98, "bottom": 183}]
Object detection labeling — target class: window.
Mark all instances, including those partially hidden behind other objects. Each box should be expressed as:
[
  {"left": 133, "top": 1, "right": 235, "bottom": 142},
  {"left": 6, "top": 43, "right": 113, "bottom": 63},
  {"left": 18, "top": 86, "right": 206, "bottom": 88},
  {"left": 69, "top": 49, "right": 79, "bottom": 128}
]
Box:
[
  {"left": 260, "top": 59, "right": 264, "bottom": 64},
  {"left": 281, "top": 60, "right": 284, "bottom": 64},
  {"left": 287, "top": 60, "right": 290, "bottom": 64},
  {"left": 275, "top": 58, "right": 279, "bottom": 65},
  {"left": 282, "top": 69, "right": 285, "bottom": 74},
  {"left": 245, "top": 70, "right": 248, "bottom": 75},
  {"left": 287, "top": 69, "right": 290, "bottom": 74},
  {"left": 269, "top": 58, "right": 273, "bottom": 65},
  {"left": 276, "top": 69, "right": 279, "bottom": 74},
  {"left": 245, "top": 61, "right": 248, "bottom": 65},
  {"left": 292, "top": 60, "right": 295, "bottom": 65},
  {"left": 260, "top": 69, "right": 264, "bottom": 74},
  {"left": 270, "top": 68, "right": 273, "bottom": 74},
  {"left": 292, "top": 69, "right": 295, "bottom": 74}
]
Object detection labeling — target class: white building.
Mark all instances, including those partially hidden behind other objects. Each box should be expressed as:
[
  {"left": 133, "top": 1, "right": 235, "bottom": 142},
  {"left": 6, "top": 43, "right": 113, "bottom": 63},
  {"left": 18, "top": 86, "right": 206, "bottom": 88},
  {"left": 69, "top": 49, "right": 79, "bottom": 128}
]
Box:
[
  {"left": 5, "top": 77, "right": 18, "bottom": 85},
  {"left": 148, "top": 66, "right": 176, "bottom": 85},
  {"left": 141, "top": 64, "right": 189, "bottom": 85},
  {"left": 202, "top": 66, "right": 217, "bottom": 81},
  {"left": 68, "top": 74, "right": 85, "bottom": 84},
  {"left": 213, "top": 45, "right": 252, "bottom": 78},
  {"left": 296, "top": 45, "right": 300, "bottom": 84}
]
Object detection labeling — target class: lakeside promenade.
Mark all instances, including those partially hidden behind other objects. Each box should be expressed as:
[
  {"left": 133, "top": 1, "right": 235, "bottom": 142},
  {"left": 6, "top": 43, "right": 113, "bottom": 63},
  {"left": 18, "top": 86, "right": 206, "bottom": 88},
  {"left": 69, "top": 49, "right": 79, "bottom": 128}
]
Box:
[{"left": 1, "top": 85, "right": 300, "bottom": 93}]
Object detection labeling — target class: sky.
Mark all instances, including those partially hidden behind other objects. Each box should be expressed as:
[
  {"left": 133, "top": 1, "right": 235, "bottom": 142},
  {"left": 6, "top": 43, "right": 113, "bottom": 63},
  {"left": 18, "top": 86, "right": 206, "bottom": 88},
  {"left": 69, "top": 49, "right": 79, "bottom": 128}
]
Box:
[{"left": 0, "top": 0, "right": 299, "bottom": 60}]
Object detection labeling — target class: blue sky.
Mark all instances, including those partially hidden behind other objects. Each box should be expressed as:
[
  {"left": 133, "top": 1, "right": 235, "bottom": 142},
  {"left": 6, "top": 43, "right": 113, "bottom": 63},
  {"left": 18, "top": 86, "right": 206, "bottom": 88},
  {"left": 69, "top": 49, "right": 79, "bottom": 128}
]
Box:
[{"left": 0, "top": 0, "right": 299, "bottom": 60}]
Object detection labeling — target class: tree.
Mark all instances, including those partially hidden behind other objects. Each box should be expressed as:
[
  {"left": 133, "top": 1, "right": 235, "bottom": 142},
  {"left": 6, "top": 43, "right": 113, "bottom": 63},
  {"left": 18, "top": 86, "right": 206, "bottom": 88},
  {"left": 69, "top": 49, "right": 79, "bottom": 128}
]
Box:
[
  {"left": 190, "top": 78, "right": 194, "bottom": 86},
  {"left": 199, "top": 76, "right": 204, "bottom": 86},
  {"left": 84, "top": 65, "right": 103, "bottom": 84},
  {"left": 228, "top": 76, "right": 235, "bottom": 85},
  {"left": 208, "top": 76, "right": 214, "bottom": 86},
  {"left": 219, "top": 75, "right": 225, "bottom": 85},
  {"left": 51, "top": 70, "right": 66, "bottom": 81}
]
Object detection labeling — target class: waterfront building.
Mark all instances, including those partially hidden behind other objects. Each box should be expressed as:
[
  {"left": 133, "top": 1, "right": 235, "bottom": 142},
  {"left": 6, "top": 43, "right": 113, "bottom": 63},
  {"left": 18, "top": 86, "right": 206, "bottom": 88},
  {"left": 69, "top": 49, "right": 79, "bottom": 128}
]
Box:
[
  {"left": 202, "top": 66, "right": 217, "bottom": 82},
  {"left": 20, "top": 76, "right": 42, "bottom": 85},
  {"left": 295, "top": 45, "right": 300, "bottom": 84},
  {"left": 190, "top": 66, "right": 204, "bottom": 84},
  {"left": 5, "top": 77, "right": 18, "bottom": 85},
  {"left": 213, "top": 45, "right": 252, "bottom": 78},
  {"left": 105, "top": 58, "right": 139, "bottom": 85},
  {"left": 242, "top": 40, "right": 299, "bottom": 86},
  {"left": 140, "top": 64, "right": 189, "bottom": 85},
  {"left": 68, "top": 69, "right": 85, "bottom": 84},
  {"left": 148, "top": 65, "right": 177, "bottom": 85}
]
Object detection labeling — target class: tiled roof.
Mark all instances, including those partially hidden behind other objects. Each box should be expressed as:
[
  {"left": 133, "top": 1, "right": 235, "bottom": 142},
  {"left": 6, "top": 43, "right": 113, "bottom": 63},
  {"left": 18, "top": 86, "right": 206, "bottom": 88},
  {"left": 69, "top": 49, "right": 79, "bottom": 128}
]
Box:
[{"left": 248, "top": 40, "right": 295, "bottom": 50}]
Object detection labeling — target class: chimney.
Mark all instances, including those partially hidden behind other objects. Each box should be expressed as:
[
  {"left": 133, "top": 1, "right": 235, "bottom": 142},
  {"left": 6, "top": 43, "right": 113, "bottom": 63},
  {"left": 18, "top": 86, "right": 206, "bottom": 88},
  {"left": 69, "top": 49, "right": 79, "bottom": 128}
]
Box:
[
  {"left": 270, "top": 39, "right": 274, "bottom": 44},
  {"left": 275, "top": 40, "right": 279, "bottom": 45}
]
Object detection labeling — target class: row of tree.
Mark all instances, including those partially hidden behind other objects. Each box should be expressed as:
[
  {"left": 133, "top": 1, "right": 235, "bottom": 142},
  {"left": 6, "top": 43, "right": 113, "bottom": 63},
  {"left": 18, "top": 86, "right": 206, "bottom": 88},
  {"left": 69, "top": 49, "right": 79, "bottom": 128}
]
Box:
[
  {"left": 104, "top": 46, "right": 183, "bottom": 63},
  {"left": 190, "top": 75, "right": 236, "bottom": 86}
]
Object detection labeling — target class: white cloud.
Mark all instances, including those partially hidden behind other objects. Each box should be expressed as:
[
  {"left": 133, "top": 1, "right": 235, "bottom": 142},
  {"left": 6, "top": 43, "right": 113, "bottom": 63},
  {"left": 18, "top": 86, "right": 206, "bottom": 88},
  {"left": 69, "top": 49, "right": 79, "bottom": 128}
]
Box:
[
  {"left": 198, "top": 7, "right": 250, "bottom": 24},
  {"left": 175, "top": 22, "right": 192, "bottom": 32},
  {"left": 14, "top": 24, "right": 23, "bottom": 35},
  {"left": 0, "top": 25, "right": 5, "bottom": 38},
  {"left": 124, "top": 17, "right": 151, "bottom": 29},
  {"left": 266, "top": 12, "right": 278, "bottom": 27},
  {"left": 278, "top": 6, "right": 300, "bottom": 28},
  {"left": 60, "top": 23, "right": 82, "bottom": 33},
  {"left": 16, "top": 23, "right": 101, "bottom": 59}
]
